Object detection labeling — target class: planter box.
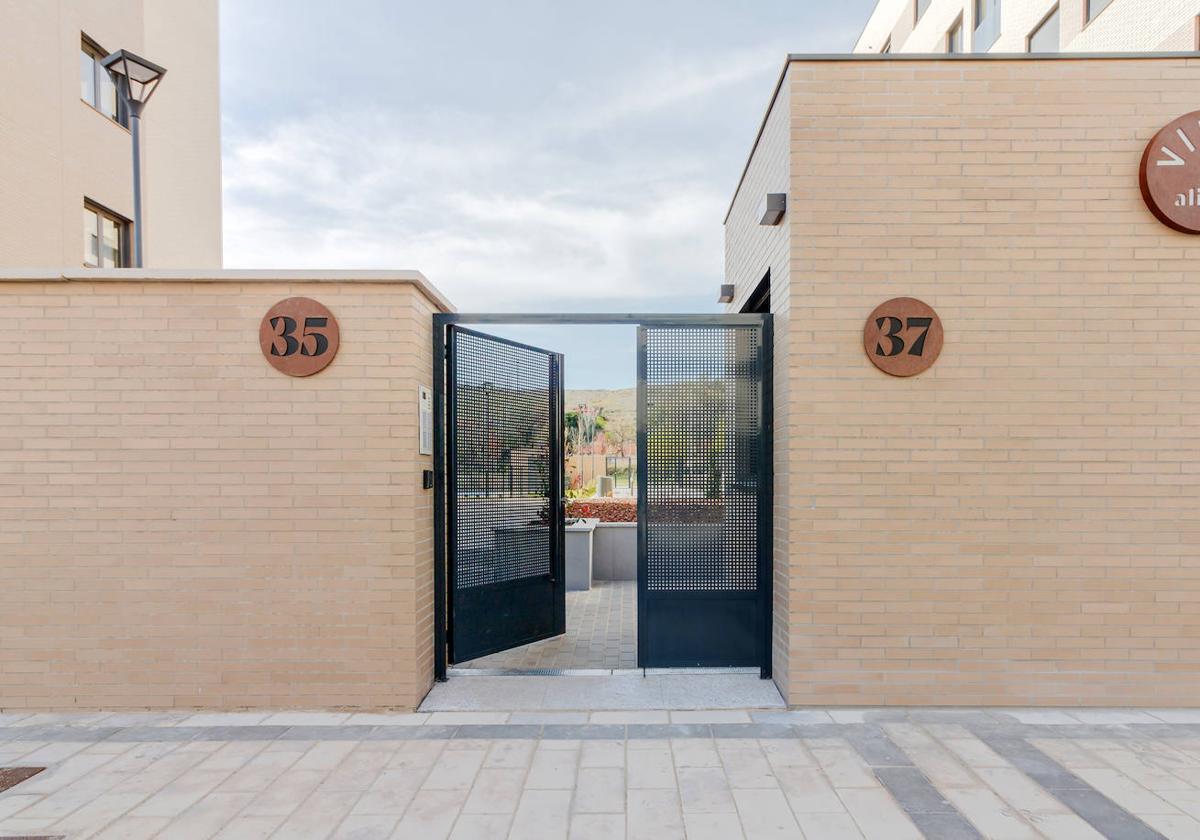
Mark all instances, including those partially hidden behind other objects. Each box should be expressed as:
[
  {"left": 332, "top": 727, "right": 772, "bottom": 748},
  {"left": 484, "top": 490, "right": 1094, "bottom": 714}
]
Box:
[
  {"left": 593, "top": 522, "right": 636, "bottom": 581},
  {"left": 565, "top": 518, "right": 598, "bottom": 591}
]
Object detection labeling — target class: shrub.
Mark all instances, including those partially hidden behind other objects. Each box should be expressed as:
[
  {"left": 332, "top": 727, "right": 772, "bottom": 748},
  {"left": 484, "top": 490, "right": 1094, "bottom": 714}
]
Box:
[{"left": 567, "top": 498, "right": 636, "bottom": 523}]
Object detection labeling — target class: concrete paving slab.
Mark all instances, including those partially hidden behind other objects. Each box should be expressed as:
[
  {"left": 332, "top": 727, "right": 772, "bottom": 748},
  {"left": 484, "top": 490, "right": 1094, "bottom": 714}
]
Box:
[{"left": 1, "top": 708, "right": 1199, "bottom": 838}]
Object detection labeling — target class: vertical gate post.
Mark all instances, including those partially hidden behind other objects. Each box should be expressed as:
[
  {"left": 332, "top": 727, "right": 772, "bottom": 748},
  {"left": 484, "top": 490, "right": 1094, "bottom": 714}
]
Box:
[
  {"left": 433, "top": 316, "right": 448, "bottom": 682},
  {"left": 759, "top": 315, "right": 774, "bottom": 680},
  {"left": 635, "top": 326, "right": 649, "bottom": 668}
]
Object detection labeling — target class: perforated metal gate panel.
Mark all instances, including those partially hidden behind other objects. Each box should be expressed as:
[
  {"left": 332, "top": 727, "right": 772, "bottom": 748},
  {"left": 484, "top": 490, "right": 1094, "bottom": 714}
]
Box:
[
  {"left": 447, "top": 327, "right": 564, "bottom": 663},
  {"left": 638, "top": 323, "right": 766, "bottom": 668}
]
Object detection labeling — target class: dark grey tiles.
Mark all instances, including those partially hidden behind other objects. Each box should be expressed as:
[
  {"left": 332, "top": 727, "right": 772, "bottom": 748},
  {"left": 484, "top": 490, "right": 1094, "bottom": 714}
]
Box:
[
  {"left": 709, "top": 723, "right": 798, "bottom": 739},
  {"left": 906, "top": 811, "right": 987, "bottom": 840},
  {"left": 875, "top": 767, "right": 959, "bottom": 814},
  {"left": 98, "top": 726, "right": 189, "bottom": 742},
  {"left": 541, "top": 724, "right": 626, "bottom": 740},
  {"left": 454, "top": 724, "right": 542, "bottom": 740},
  {"left": 844, "top": 726, "right": 913, "bottom": 766},
  {"left": 873, "top": 766, "right": 983, "bottom": 839},
  {"left": 791, "top": 723, "right": 846, "bottom": 739},
  {"left": 3, "top": 726, "right": 120, "bottom": 742},
  {"left": 981, "top": 734, "right": 1166, "bottom": 840},
  {"left": 1050, "top": 789, "right": 1167, "bottom": 840},
  {"left": 626, "top": 724, "right": 712, "bottom": 739},
  {"left": 980, "top": 736, "right": 1091, "bottom": 791},
  {"left": 277, "top": 725, "right": 376, "bottom": 741},
  {"left": 369, "top": 725, "right": 460, "bottom": 740},
  {"left": 191, "top": 725, "right": 288, "bottom": 741}
]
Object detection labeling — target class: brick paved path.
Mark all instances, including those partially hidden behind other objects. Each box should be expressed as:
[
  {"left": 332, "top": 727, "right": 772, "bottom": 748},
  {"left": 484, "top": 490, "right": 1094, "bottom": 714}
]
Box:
[
  {"left": 458, "top": 580, "right": 636, "bottom": 671},
  {"left": 4, "top": 707, "right": 1200, "bottom": 838}
]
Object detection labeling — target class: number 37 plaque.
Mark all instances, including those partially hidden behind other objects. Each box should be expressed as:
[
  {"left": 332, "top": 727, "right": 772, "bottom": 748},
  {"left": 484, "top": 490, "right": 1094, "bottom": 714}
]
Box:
[
  {"left": 863, "top": 297, "right": 943, "bottom": 377},
  {"left": 259, "top": 297, "right": 340, "bottom": 376}
]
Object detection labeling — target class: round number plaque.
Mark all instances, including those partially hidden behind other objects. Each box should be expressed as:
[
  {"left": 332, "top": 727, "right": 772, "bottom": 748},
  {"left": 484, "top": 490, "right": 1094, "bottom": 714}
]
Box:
[
  {"left": 863, "top": 297, "right": 943, "bottom": 377},
  {"left": 259, "top": 297, "right": 340, "bottom": 377},
  {"left": 1140, "top": 111, "right": 1200, "bottom": 234}
]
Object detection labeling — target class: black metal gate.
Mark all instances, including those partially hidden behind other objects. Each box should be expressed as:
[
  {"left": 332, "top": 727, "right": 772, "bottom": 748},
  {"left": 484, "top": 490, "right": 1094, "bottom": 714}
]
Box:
[
  {"left": 445, "top": 326, "right": 565, "bottom": 663},
  {"left": 637, "top": 322, "right": 770, "bottom": 672},
  {"left": 432, "top": 313, "right": 771, "bottom": 681}
]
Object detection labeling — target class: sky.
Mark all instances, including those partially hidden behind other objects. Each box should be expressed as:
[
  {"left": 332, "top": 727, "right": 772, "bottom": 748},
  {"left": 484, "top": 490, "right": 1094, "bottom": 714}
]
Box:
[{"left": 219, "top": 0, "right": 874, "bottom": 387}]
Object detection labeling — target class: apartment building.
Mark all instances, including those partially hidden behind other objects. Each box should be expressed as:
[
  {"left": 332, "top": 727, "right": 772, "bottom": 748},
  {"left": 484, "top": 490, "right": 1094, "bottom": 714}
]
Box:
[
  {"left": 855, "top": 0, "right": 1200, "bottom": 54},
  {"left": 0, "top": 0, "right": 222, "bottom": 268}
]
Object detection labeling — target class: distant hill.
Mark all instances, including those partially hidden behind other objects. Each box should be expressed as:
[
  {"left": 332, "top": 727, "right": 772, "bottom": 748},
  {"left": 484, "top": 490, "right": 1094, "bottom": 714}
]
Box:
[{"left": 565, "top": 387, "right": 635, "bottom": 424}]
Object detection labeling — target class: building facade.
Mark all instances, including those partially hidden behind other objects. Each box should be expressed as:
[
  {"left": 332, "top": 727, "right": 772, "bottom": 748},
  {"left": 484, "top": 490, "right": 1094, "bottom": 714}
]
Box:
[
  {"left": 0, "top": 0, "right": 222, "bottom": 269},
  {"left": 4, "top": 20, "right": 1200, "bottom": 712},
  {"left": 725, "top": 53, "right": 1200, "bottom": 706},
  {"left": 855, "top": 0, "right": 1200, "bottom": 54}
]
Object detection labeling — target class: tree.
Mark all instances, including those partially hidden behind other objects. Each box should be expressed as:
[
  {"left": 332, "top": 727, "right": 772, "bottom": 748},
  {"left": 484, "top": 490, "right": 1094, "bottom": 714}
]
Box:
[
  {"left": 602, "top": 418, "right": 634, "bottom": 457},
  {"left": 565, "top": 404, "right": 607, "bottom": 456}
]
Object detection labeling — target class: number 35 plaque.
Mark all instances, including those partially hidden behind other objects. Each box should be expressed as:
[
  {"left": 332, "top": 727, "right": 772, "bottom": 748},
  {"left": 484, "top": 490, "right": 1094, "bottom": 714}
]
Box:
[
  {"left": 863, "top": 297, "right": 943, "bottom": 377},
  {"left": 259, "top": 297, "right": 340, "bottom": 377}
]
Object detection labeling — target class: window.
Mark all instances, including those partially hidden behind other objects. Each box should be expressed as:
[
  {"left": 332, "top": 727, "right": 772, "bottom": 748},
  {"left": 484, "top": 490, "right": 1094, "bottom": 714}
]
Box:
[
  {"left": 83, "top": 203, "right": 129, "bottom": 268},
  {"left": 1086, "top": 0, "right": 1114, "bottom": 23},
  {"left": 80, "top": 36, "right": 124, "bottom": 125},
  {"left": 916, "top": 0, "right": 932, "bottom": 23},
  {"left": 1028, "top": 5, "right": 1060, "bottom": 52},
  {"left": 947, "top": 18, "right": 964, "bottom": 52},
  {"left": 973, "top": 0, "right": 1001, "bottom": 52}
]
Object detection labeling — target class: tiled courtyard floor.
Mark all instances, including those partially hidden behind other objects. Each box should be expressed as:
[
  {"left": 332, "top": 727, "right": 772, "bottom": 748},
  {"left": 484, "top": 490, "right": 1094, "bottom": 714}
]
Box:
[
  {"left": 4, "top": 708, "right": 1200, "bottom": 838},
  {"left": 457, "top": 580, "right": 637, "bottom": 671}
]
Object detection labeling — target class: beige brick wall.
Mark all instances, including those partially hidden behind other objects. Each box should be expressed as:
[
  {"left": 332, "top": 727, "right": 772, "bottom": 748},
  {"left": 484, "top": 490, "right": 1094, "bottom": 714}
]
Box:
[
  {"left": 0, "top": 271, "right": 447, "bottom": 711},
  {"left": 729, "top": 55, "right": 1200, "bottom": 706}
]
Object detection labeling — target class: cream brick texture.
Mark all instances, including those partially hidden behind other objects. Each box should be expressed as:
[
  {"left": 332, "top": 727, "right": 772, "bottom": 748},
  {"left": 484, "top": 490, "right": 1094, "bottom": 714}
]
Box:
[
  {"left": 855, "top": 0, "right": 1200, "bottom": 55},
  {"left": 0, "top": 273, "right": 447, "bottom": 711},
  {"left": 727, "top": 55, "right": 1200, "bottom": 707}
]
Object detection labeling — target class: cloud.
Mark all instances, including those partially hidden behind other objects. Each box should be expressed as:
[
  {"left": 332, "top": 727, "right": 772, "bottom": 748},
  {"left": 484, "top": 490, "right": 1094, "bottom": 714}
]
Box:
[
  {"left": 222, "top": 41, "right": 787, "bottom": 311},
  {"left": 563, "top": 45, "right": 785, "bottom": 135}
]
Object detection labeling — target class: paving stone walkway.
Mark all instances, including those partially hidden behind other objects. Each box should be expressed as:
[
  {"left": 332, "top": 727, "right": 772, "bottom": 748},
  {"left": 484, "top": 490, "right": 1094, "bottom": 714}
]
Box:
[
  {"left": 4, "top": 708, "right": 1200, "bottom": 838},
  {"left": 457, "top": 580, "right": 637, "bottom": 671},
  {"left": 421, "top": 673, "right": 785, "bottom": 711}
]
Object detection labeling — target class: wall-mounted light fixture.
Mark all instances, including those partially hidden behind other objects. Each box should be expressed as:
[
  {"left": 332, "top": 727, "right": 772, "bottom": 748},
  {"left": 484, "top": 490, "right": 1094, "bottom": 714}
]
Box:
[
  {"left": 718, "top": 284, "right": 735, "bottom": 304},
  {"left": 758, "top": 193, "right": 786, "bottom": 226}
]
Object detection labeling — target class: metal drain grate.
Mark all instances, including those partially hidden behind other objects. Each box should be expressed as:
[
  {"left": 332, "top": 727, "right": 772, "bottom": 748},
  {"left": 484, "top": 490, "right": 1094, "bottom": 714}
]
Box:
[{"left": 0, "top": 766, "right": 45, "bottom": 793}]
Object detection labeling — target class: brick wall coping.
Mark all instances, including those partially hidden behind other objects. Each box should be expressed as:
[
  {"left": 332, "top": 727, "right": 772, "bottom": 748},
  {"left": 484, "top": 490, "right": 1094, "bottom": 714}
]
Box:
[
  {"left": 0, "top": 268, "right": 456, "bottom": 313},
  {"left": 723, "top": 51, "right": 1200, "bottom": 225}
]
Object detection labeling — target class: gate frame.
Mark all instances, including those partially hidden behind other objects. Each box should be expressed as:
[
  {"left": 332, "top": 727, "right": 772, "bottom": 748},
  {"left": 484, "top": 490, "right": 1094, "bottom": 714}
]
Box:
[{"left": 432, "top": 313, "right": 773, "bottom": 681}]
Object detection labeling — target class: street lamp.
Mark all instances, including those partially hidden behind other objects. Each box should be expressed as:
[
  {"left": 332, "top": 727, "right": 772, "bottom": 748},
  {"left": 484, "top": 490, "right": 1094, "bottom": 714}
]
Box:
[{"left": 101, "top": 49, "right": 166, "bottom": 268}]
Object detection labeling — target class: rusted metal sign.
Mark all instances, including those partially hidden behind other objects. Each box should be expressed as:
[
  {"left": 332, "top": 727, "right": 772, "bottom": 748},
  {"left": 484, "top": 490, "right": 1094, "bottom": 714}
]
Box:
[
  {"left": 1141, "top": 111, "right": 1200, "bottom": 234},
  {"left": 863, "top": 297, "right": 943, "bottom": 377},
  {"left": 259, "top": 297, "right": 340, "bottom": 376}
]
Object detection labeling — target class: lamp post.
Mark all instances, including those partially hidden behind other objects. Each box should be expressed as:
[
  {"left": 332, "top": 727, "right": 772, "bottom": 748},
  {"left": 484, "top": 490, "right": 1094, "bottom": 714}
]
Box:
[{"left": 101, "top": 49, "right": 166, "bottom": 268}]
